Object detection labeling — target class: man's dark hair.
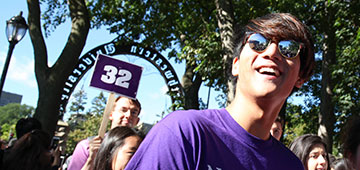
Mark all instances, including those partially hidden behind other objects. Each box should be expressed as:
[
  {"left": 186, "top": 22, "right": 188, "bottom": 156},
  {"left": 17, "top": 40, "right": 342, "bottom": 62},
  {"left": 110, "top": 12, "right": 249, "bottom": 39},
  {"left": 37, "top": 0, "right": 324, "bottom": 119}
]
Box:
[
  {"left": 233, "top": 13, "right": 315, "bottom": 82},
  {"left": 15, "top": 117, "right": 42, "bottom": 139},
  {"left": 230, "top": 13, "right": 315, "bottom": 95}
]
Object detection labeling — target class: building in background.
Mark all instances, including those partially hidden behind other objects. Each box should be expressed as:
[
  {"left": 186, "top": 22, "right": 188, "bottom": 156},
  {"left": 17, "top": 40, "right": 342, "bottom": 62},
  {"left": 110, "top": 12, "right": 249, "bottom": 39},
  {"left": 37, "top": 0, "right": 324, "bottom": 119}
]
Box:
[{"left": 0, "top": 91, "right": 22, "bottom": 106}]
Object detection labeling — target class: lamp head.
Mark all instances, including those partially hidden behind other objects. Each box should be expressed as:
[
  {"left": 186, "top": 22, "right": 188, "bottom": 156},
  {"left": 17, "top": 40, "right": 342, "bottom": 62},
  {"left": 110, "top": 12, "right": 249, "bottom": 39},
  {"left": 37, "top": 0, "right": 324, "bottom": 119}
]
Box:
[{"left": 6, "top": 11, "right": 28, "bottom": 44}]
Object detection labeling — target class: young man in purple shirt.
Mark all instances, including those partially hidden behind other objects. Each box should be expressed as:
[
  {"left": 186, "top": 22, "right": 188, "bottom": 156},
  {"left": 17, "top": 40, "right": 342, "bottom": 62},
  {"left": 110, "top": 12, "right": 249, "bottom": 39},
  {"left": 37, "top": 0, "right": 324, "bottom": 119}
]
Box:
[
  {"left": 126, "top": 13, "right": 315, "bottom": 170},
  {"left": 68, "top": 96, "right": 141, "bottom": 170}
]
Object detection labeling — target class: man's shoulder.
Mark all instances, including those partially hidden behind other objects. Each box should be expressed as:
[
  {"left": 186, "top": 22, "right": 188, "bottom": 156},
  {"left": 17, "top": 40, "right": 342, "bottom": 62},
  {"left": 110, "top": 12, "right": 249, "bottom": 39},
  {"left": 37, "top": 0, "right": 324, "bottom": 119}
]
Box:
[
  {"left": 166, "top": 109, "right": 224, "bottom": 120},
  {"left": 160, "top": 109, "right": 224, "bottom": 127}
]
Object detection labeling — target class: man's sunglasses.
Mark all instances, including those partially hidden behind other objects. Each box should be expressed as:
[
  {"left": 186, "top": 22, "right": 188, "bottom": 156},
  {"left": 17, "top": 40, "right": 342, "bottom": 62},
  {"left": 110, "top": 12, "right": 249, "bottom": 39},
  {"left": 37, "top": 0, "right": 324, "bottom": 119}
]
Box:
[{"left": 244, "top": 33, "right": 302, "bottom": 59}]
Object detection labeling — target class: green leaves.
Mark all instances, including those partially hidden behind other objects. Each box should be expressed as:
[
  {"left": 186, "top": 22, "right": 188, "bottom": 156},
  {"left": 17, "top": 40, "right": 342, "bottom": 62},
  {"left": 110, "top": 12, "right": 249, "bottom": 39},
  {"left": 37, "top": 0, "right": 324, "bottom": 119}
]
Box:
[
  {"left": 68, "top": 89, "right": 87, "bottom": 114},
  {"left": 0, "top": 103, "right": 35, "bottom": 140},
  {"left": 40, "top": 0, "right": 69, "bottom": 37}
]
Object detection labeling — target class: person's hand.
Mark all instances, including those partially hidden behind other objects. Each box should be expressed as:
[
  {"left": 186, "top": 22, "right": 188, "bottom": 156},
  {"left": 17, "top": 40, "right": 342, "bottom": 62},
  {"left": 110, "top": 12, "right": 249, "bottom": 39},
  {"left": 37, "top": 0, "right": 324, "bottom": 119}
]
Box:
[
  {"left": 51, "top": 145, "right": 61, "bottom": 167},
  {"left": 81, "top": 136, "right": 103, "bottom": 170},
  {"left": 88, "top": 136, "right": 102, "bottom": 161}
]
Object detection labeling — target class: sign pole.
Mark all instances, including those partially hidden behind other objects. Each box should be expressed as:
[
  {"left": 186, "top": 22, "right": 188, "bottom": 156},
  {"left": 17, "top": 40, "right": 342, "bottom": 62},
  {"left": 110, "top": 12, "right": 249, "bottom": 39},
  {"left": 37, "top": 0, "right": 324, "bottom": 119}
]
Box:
[{"left": 98, "top": 92, "right": 116, "bottom": 138}]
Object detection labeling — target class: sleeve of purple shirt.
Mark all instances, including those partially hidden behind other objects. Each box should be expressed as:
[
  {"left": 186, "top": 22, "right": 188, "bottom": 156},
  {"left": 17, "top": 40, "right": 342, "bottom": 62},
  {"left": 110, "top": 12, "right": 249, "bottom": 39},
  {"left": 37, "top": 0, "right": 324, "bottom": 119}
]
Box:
[
  {"left": 67, "top": 139, "right": 90, "bottom": 170},
  {"left": 125, "top": 121, "right": 194, "bottom": 170}
]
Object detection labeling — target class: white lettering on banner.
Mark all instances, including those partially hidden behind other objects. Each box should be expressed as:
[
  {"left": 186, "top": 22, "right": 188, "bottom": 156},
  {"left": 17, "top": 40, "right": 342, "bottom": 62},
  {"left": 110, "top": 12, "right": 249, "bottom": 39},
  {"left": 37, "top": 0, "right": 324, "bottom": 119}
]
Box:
[
  {"left": 130, "top": 45, "right": 137, "bottom": 53},
  {"left": 115, "top": 69, "right": 132, "bottom": 88},
  {"left": 65, "top": 82, "right": 73, "bottom": 88},
  {"left": 138, "top": 47, "right": 144, "bottom": 55},
  {"left": 150, "top": 53, "right": 157, "bottom": 60},
  {"left": 105, "top": 43, "right": 115, "bottom": 54},
  {"left": 79, "top": 64, "right": 86, "bottom": 71},
  {"left": 170, "top": 87, "right": 179, "bottom": 92},
  {"left": 63, "top": 88, "right": 70, "bottom": 93},
  {"left": 69, "top": 75, "right": 77, "bottom": 83},
  {"left": 82, "top": 57, "right": 93, "bottom": 65},
  {"left": 161, "top": 64, "right": 167, "bottom": 71},
  {"left": 96, "top": 49, "right": 103, "bottom": 56},
  {"left": 155, "top": 58, "right": 163, "bottom": 66},
  {"left": 100, "top": 65, "right": 132, "bottom": 89},
  {"left": 144, "top": 50, "right": 151, "bottom": 58},
  {"left": 61, "top": 94, "right": 69, "bottom": 100},
  {"left": 89, "top": 53, "right": 97, "bottom": 60},
  {"left": 73, "top": 69, "right": 82, "bottom": 75},
  {"left": 128, "top": 45, "right": 182, "bottom": 98},
  {"left": 168, "top": 80, "right": 178, "bottom": 86},
  {"left": 101, "top": 65, "right": 117, "bottom": 84},
  {"left": 164, "top": 70, "right": 174, "bottom": 79},
  {"left": 61, "top": 43, "right": 184, "bottom": 113}
]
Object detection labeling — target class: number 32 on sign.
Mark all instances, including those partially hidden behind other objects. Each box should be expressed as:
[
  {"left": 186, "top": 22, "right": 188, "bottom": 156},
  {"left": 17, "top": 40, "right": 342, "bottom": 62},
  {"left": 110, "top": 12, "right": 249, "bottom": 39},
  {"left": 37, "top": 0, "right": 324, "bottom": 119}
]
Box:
[{"left": 90, "top": 54, "right": 143, "bottom": 99}]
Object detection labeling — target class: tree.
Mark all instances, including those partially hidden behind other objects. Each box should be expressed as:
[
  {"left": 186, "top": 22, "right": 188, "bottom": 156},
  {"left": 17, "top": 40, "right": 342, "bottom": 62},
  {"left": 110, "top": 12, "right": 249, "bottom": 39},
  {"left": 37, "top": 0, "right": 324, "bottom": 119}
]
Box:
[
  {"left": 0, "top": 103, "right": 35, "bottom": 125},
  {"left": 270, "top": 0, "right": 360, "bottom": 153},
  {"left": 29, "top": 0, "right": 360, "bottom": 154},
  {"left": 66, "top": 114, "right": 103, "bottom": 154},
  {"left": 0, "top": 103, "right": 35, "bottom": 140},
  {"left": 89, "top": 92, "right": 107, "bottom": 115},
  {"left": 65, "top": 92, "right": 107, "bottom": 154},
  {"left": 68, "top": 89, "right": 87, "bottom": 115},
  {"left": 26, "top": 0, "right": 90, "bottom": 136},
  {"left": 86, "top": 0, "right": 274, "bottom": 109}
]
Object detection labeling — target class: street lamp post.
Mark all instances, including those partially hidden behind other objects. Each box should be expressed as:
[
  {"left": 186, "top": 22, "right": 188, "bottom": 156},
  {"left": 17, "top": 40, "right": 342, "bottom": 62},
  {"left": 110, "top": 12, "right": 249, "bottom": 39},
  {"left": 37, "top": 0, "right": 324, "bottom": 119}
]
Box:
[{"left": 0, "top": 11, "right": 28, "bottom": 97}]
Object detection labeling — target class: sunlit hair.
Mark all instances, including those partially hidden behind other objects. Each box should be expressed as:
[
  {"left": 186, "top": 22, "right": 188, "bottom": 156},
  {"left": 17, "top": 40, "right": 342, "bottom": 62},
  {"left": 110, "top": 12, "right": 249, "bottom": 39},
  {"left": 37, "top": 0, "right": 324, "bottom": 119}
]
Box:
[
  {"left": 92, "top": 126, "right": 145, "bottom": 170},
  {"left": 114, "top": 96, "right": 142, "bottom": 115},
  {"left": 289, "top": 134, "right": 330, "bottom": 170},
  {"left": 233, "top": 13, "right": 315, "bottom": 82}
]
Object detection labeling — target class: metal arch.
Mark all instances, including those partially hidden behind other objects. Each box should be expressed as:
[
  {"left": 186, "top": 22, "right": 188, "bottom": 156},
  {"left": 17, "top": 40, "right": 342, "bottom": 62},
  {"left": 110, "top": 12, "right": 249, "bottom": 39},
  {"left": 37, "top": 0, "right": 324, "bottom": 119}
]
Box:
[{"left": 59, "top": 40, "right": 184, "bottom": 113}]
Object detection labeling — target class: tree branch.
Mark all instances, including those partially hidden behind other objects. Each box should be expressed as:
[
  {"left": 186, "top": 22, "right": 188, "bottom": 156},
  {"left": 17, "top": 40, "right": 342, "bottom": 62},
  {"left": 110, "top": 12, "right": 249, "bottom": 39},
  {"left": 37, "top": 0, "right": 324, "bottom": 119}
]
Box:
[
  {"left": 52, "top": 0, "right": 90, "bottom": 80},
  {"left": 26, "top": 0, "right": 49, "bottom": 85}
]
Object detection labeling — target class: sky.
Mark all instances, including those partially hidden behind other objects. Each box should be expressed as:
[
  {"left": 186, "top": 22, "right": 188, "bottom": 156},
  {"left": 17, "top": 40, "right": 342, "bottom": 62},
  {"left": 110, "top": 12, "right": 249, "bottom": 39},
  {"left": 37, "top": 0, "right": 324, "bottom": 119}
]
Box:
[{"left": 0, "top": 1, "right": 223, "bottom": 124}]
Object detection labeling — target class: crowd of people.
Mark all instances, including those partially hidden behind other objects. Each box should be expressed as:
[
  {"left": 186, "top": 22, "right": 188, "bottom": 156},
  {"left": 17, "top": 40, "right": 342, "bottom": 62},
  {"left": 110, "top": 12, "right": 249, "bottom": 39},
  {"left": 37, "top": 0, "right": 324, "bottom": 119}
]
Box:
[{"left": 0, "top": 13, "right": 359, "bottom": 170}]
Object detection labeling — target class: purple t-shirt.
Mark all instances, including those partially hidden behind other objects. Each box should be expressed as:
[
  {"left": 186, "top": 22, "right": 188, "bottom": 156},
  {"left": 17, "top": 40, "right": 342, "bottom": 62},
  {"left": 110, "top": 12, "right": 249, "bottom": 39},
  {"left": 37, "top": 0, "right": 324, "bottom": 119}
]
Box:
[
  {"left": 67, "top": 138, "right": 90, "bottom": 170},
  {"left": 125, "top": 108, "right": 304, "bottom": 170}
]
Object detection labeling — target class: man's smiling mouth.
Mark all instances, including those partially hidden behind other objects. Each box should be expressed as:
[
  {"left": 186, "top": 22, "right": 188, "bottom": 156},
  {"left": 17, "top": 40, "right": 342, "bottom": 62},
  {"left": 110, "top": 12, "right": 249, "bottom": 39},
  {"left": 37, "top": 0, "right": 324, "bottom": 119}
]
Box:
[{"left": 257, "top": 67, "right": 281, "bottom": 77}]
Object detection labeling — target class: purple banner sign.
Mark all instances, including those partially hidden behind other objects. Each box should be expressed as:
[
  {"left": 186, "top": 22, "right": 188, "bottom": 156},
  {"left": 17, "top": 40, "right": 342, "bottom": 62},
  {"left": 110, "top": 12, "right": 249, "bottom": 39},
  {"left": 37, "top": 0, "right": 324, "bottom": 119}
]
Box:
[{"left": 90, "top": 54, "right": 143, "bottom": 99}]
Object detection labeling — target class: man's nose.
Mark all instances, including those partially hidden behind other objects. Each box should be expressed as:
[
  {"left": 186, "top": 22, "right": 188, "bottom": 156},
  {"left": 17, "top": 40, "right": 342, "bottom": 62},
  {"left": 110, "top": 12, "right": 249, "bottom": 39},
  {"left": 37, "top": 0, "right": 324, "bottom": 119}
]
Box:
[
  {"left": 124, "top": 110, "right": 131, "bottom": 117},
  {"left": 260, "top": 43, "right": 282, "bottom": 61}
]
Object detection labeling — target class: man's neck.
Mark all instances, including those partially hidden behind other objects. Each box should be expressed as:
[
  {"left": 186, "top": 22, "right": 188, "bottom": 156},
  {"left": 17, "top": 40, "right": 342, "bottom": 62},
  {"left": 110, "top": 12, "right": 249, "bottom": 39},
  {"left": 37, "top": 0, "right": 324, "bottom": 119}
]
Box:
[{"left": 226, "top": 94, "right": 285, "bottom": 140}]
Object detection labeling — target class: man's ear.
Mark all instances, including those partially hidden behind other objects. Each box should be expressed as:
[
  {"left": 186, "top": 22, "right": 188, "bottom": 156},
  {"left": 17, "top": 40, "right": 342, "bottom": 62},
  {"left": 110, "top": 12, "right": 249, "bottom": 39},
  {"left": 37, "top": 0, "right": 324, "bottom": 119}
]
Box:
[
  {"left": 232, "top": 57, "right": 240, "bottom": 76},
  {"left": 295, "top": 78, "right": 305, "bottom": 88}
]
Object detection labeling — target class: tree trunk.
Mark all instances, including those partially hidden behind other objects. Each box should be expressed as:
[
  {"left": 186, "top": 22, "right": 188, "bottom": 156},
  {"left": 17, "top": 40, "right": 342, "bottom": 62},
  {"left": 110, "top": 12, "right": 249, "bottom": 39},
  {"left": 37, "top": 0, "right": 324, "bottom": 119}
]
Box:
[
  {"left": 214, "top": 0, "right": 235, "bottom": 103},
  {"left": 35, "top": 81, "right": 64, "bottom": 137},
  {"left": 27, "top": 0, "right": 90, "bottom": 136},
  {"left": 318, "top": 3, "right": 336, "bottom": 153},
  {"left": 182, "top": 61, "right": 202, "bottom": 110}
]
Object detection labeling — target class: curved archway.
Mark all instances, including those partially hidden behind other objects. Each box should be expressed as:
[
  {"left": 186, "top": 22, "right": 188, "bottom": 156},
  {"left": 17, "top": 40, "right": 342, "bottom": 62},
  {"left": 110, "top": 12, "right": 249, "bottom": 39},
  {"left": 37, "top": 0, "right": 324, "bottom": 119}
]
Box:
[{"left": 59, "top": 40, "right": 184, "bottom": 113}]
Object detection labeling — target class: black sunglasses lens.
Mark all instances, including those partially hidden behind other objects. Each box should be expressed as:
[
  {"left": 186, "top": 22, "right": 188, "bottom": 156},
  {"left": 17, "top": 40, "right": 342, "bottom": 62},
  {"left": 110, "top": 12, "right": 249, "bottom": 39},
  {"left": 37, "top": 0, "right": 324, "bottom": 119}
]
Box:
[
  {"left": 278, "top": 40, "right": 300, "bottom": 58},
  {"left": 247, "top": 33, "right": 269, "bottom": 52}
]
